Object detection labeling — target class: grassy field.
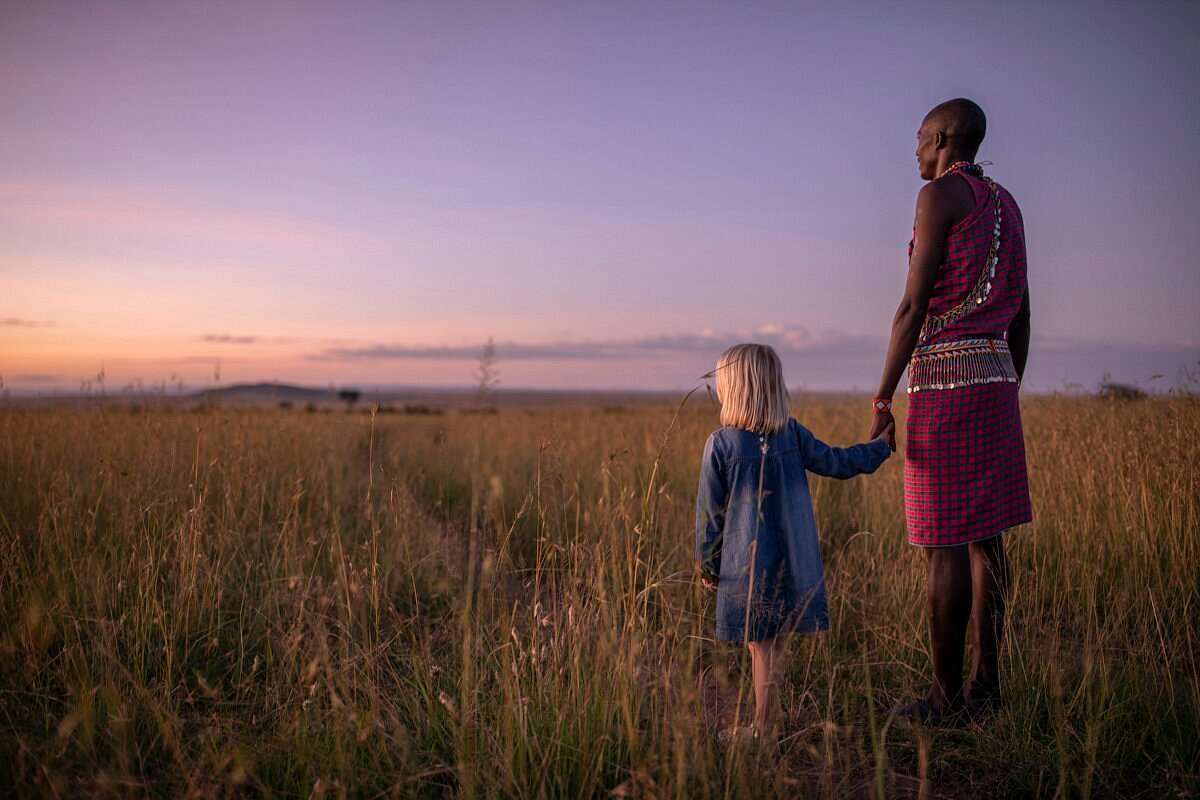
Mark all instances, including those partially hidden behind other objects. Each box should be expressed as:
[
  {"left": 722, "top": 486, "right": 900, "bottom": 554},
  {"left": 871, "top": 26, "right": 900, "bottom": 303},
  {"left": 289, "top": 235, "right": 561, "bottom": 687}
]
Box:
[{"left": 1, "top": 392, "right": 1197, "bottom": 798}]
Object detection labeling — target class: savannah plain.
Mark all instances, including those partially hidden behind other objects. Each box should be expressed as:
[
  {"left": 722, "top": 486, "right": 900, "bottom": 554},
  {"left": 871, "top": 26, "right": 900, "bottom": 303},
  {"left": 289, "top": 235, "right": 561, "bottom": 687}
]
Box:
[{"left": 1, "top": 388, "right": 1197, "bottom": 798}]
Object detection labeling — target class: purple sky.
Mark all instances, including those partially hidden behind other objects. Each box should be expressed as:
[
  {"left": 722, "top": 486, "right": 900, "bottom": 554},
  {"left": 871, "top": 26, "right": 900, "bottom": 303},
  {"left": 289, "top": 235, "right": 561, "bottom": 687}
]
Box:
[{"left": 3, "top": 1, "right": 1198, "bottom": 393}]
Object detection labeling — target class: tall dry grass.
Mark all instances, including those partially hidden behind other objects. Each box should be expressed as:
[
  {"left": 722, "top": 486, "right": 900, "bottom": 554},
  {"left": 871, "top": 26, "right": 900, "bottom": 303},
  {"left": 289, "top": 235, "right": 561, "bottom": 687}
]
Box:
[{"left": 1, "top": 393, "right": 1197, "bottom": 798}]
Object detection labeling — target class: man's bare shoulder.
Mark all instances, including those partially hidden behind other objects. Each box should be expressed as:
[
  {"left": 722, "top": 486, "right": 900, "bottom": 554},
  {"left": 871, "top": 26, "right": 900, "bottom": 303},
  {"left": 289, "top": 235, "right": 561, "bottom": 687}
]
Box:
[
  {"left": 920, "top": 175, "right": 972, "bottom": 201},
  {"left": 916, "top": 176, "right": 975, "bottom": 222}
]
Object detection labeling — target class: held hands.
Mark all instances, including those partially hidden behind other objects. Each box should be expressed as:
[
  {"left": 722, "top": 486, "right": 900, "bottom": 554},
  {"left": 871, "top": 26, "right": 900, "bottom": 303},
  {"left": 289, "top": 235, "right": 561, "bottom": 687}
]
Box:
[{"left": 869, "top": 411, "right": 897, "bottom": 452}]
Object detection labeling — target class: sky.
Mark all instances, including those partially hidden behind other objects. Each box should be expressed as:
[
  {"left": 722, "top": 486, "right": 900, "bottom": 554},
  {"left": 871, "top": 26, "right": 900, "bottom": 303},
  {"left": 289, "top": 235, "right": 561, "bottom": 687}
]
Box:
[{"left": 3, "top": 0, "right": 1198, "bottom": 394}]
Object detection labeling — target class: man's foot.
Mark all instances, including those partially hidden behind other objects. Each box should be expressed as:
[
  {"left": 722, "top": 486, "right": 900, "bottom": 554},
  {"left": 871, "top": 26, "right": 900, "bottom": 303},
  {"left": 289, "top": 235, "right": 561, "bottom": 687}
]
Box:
[
  {"left": 963, "top": 684, "right": 1004, "bottom": 721},
  {"left": 892, "top": 697, "right": 966, "bottom": 727}
]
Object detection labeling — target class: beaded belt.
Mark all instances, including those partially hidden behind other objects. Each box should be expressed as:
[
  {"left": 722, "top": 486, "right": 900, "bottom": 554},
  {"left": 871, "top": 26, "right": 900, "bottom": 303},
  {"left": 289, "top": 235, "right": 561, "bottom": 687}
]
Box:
[{"left": 907, "top": 337, "right": 1019, "bottom": 394}]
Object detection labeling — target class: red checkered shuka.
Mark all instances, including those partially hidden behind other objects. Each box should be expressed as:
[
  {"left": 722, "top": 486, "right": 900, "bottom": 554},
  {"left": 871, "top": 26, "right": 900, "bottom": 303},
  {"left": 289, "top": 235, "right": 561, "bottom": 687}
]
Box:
[
  {"left": 910, "top": 173, "right": 1028, "bottom": 345},
  {"left": 903, "top": 172, "right": 1033, "bottom": 547}
]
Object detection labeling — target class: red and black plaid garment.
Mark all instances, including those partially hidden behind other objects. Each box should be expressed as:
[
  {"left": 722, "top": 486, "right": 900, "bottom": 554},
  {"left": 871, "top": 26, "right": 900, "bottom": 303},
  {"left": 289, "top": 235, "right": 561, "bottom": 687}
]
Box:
[
  {"left": 903, "top": 172, "right": 1033, "bottom": 546},
  {"left": 904, "top": 381, "right": 1032, "bottom": 546}
]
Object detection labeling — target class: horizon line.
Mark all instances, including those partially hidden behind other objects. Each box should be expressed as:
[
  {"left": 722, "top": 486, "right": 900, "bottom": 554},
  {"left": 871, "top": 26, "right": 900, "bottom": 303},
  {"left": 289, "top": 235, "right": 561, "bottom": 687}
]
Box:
[{"left": 3, "top": 376, "right": 1190, "bottom": 400}]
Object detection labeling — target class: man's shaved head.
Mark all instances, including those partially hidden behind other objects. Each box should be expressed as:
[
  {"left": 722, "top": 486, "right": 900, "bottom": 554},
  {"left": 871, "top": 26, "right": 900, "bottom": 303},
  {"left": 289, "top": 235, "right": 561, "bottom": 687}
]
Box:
[{"left": 922, "top": 98, "right": 987, "bottom": 157}]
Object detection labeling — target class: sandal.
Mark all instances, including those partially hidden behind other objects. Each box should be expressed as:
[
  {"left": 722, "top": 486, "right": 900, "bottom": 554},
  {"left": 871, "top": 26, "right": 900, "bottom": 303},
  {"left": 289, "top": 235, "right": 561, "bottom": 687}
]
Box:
[{"left": 892, "top": 697, "right": 967, "bottom": 728}]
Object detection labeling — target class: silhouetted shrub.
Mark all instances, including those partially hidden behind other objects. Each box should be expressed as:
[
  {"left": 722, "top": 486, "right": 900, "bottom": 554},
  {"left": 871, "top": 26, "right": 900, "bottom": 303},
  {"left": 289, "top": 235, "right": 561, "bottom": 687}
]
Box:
[
  {"left": 1099, "top": 380, "right": 1146, "bottom": 401},
  {"left": 403, "top": 404, "right": 444, "bottom": 416}
]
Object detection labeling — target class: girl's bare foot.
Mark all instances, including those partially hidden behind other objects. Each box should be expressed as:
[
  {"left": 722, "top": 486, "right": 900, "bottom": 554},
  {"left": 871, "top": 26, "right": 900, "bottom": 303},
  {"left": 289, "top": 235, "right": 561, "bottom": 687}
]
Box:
[
  {"left": 751, "top": 722, "right": 780, "bottom": 742},
  {"left": 714, "top": 726, "right": 757, "bottom": 745}
]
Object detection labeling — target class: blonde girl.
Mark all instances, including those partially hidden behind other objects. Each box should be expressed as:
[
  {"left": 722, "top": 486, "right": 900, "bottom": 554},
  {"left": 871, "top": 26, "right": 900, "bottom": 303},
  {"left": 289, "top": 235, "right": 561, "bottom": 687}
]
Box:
[{"left": 697, "top": 343, "right": 894, "bottom": 737}]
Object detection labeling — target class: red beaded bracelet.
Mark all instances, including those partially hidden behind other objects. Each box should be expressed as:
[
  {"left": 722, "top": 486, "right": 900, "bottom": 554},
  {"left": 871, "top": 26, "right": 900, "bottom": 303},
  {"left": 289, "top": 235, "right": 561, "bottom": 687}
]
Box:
[{"left": 872, "top": 397, "right": 893, "bottom": 414}]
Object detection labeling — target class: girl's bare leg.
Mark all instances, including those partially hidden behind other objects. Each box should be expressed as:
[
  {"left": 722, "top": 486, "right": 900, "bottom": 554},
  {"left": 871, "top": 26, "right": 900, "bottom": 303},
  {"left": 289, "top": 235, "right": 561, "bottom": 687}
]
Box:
[{"left": 747, "top": 636, "right": 789, "bottom": 735}]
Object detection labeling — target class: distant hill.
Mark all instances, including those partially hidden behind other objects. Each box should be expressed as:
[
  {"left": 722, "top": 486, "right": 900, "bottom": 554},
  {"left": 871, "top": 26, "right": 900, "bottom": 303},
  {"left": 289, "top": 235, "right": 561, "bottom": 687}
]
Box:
[
  {"left": 8, "top": 380, "right": 700, "bottom": 408},
  {"left": 196, "top": 383, "right": 337, "bottom": 403},
  {"left": 192, "top": 382, "right": 686, "bottom": 408}
]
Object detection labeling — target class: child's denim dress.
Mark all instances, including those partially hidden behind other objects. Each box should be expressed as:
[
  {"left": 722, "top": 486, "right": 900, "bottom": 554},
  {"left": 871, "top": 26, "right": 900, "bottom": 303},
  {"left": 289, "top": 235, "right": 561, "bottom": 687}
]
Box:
[{"left": 696, "top": 418, "right": 890, "bottom": 642}]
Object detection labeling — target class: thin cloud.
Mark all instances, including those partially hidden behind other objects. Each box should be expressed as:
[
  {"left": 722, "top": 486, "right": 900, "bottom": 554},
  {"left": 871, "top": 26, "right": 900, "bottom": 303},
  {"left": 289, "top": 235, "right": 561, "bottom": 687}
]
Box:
[
  {"left": 1030, "top": 333, "right": 1199, "bottom": 355},
  {"left": 201, "top": 334, "right": 260, "bottom": 344},
  {"left": 303, "top": 329, "right": 1200, "bottom": 393},
  {"left": 11, "top": 373, "right": 61, "bottom": 383},
  {"left": 174, "top": 355, "right": 249, "bottom": 364},
  {"left": 1021, "top": 336, "right": 1200, "bottom": 391},
  {"left": 199, "top": 334, "right": 298, "bottom": 345},
  {"left": 2, "top": 318, "right": 53, "bottom": 327},
  {"left": 309, "top": 325, "right": 884, "bottom": 362}
]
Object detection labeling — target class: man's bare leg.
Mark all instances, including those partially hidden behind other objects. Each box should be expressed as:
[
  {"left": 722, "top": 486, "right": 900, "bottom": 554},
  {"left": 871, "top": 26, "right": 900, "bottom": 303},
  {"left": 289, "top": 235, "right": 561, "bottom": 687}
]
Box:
[
  {"left": 966, "top": 535, "right": 1009, "bottom": 708},
  {"left": 926, "top": 544, "right": 972, "bottom": 713}
]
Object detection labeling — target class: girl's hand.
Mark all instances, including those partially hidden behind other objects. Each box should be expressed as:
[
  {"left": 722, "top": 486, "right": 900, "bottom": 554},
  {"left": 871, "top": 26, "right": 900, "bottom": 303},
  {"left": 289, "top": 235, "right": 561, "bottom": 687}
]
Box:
[
  {"left": 700, "top": 575, "right": 718, "bottom": 592},
  {"left": 868, "top": 409, "right": 896, "bottom": 451}
]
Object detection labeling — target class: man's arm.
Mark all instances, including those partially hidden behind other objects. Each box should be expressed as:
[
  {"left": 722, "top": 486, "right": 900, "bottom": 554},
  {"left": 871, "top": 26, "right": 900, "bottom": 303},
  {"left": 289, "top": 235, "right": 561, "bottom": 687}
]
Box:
[
  {"left": 1007, "top": 287, "right": 1030, "bottom": 381},
  {"left": 868, "top": 182, "right": 957, "bottom": 441}
]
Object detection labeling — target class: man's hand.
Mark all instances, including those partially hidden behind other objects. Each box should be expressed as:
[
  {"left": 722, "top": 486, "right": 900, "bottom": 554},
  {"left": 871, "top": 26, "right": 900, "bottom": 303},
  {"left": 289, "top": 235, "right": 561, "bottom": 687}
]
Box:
[{"left": 869, "top": 411, "right": 897, "bottom": 452}]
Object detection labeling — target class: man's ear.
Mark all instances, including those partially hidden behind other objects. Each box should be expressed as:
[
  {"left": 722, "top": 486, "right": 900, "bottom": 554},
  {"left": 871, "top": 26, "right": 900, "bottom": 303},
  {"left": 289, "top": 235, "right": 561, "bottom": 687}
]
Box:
[{"left": 934, "top": 130, "right": 947, "bottom": 150}]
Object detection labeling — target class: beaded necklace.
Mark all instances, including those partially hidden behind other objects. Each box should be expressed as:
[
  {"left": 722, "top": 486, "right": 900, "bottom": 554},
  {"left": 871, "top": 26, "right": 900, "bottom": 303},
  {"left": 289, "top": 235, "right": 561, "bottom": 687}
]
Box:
[{"left": 936, "top": 160, "right": 984, "bottom": 179}]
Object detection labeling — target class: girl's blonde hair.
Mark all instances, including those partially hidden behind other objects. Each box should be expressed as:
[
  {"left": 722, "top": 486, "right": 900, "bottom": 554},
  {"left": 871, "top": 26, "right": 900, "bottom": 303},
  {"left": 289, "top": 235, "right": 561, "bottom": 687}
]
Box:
[{"left": 714, "top": 343, "right": 791, "bottom": 434}]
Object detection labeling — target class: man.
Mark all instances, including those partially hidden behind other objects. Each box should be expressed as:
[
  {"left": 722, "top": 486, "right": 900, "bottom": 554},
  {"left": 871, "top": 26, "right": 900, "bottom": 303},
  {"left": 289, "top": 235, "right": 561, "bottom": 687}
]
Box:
[{"left": 868, "top": 98, "right": 1032, "bottom": 722}]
